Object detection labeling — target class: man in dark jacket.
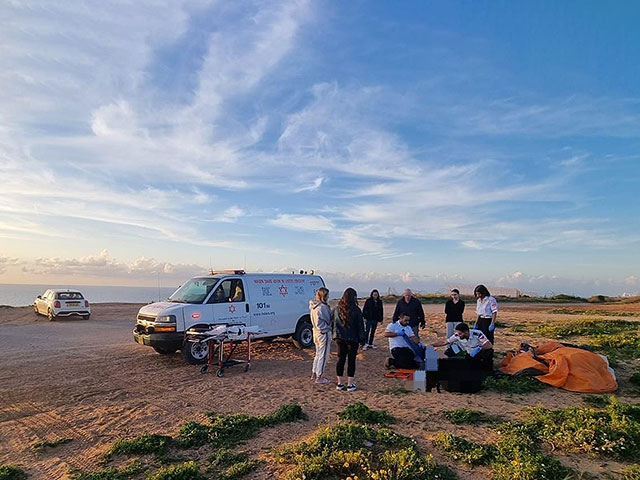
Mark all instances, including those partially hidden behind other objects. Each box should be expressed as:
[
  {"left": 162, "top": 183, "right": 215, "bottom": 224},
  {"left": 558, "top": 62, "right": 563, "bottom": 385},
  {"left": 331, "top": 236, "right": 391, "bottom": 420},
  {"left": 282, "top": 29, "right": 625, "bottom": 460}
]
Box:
[{"left": 392, "top": 289, "right": 425, "bottom": 338}]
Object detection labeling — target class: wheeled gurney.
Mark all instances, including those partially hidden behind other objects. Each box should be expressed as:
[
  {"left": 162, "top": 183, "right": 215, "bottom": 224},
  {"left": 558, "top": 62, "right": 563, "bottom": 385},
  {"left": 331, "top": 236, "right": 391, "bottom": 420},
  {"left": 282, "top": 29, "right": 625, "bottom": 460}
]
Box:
[{"left": 185, "top": 324, "right": 263, "bottom": 377}]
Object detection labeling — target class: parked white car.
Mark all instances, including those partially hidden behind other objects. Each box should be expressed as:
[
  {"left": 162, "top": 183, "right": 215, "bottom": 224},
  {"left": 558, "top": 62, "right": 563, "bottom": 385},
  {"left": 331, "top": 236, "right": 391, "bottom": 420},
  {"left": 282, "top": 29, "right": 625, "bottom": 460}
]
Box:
[
  {"left": 133, "top": 270, "right": 325, "bottom": 364},
  {"left": 34, "top": 289, "right": 91, "bottom": 321}
]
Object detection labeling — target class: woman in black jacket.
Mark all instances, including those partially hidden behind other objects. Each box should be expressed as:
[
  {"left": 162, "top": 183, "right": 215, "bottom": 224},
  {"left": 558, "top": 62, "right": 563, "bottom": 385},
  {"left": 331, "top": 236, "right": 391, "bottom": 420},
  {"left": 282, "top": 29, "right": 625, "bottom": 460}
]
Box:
[
  {"left": 332, "top": 287, "right": 365, "bottom": 392},
  {"left": 362, "top": 289, "right": 384, "bottom": 349}
]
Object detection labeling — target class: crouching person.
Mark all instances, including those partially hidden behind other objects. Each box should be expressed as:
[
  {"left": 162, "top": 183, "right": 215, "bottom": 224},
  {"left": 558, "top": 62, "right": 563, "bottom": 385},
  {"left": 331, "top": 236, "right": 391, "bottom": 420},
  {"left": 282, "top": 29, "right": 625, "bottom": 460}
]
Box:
[
  {"left": 432, "top": 322, "right": 493, "bottom": 369},
  {"left": 384, "top": 314, "right": 420, "bottom": 369}
]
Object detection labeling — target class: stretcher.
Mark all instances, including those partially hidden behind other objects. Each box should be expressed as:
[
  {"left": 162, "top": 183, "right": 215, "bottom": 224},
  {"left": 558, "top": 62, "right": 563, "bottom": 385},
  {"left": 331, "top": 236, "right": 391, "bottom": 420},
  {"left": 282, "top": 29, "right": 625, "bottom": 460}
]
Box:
[{"left": 185, "top": 324, "right": 263, "bottom": 377}]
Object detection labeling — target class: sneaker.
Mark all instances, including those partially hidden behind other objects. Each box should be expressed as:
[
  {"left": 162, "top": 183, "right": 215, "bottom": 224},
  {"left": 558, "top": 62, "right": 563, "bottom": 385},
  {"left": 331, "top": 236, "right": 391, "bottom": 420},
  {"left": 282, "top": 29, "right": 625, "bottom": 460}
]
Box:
[
  {"left": 315, "top": 377, "right": 329, "bottom": 384},
  {"left": 370, "top": 344, "right": 377, "bottom": 349},
  {"left": 346, "top": 384, "right": 357, "bottom": 392},
  {"left": 362, "top": 344, "right": 370, "bottom": 350},
  {"left": 336, "top": 383, "right": 347, "bottom": 391}
]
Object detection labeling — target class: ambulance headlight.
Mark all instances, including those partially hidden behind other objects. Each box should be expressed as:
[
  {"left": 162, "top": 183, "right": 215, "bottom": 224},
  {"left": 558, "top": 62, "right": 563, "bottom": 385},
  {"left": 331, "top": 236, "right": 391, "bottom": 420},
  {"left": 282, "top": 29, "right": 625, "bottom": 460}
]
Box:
[{"left": 156, "top": 315, "right": 176, "bottom": 323}]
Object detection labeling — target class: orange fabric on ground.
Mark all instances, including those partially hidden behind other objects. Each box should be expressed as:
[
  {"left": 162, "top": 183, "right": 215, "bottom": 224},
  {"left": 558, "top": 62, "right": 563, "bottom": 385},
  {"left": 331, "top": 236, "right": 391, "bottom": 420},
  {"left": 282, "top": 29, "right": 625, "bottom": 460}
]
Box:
[
  {"left": 499, "top": 343, "right": 617, "bottom": 393},
  {"left": 384, "top": 369, "right": 415, "bottom": 380}
]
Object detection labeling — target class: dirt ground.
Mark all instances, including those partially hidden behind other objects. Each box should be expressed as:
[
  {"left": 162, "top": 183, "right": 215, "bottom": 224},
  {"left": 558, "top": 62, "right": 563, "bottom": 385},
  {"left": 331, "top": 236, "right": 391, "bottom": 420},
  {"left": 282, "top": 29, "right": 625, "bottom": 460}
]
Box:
[{"left": 1, "top": 301, "right": 638, "bottom": 479}]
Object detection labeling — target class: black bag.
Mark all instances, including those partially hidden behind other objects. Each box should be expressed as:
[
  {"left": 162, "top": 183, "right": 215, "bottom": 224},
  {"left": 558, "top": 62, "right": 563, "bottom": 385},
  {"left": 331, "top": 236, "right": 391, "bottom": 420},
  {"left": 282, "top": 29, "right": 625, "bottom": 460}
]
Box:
[{"left": 438, "top": 357, "right": 487, "bottom": 393}]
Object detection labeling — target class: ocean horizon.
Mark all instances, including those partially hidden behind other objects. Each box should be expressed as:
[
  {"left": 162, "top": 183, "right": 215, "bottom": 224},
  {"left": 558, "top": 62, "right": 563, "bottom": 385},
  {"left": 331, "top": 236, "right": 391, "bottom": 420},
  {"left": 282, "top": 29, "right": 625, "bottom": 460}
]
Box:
[{"left": 0, "top": 283, "right": 178, "bottom": 307}]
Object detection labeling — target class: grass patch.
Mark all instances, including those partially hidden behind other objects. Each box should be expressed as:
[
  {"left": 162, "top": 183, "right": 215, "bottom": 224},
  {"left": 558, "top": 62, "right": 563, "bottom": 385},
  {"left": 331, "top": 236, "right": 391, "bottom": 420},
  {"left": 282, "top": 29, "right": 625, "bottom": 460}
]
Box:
[
  {"left": 500, "top": 398, "right": 640, "bottom": 460},
  {"left": 442, "top": 408, "right": 492, "bottom": 425},
  {"left": 32, "top": 437, "right": 72, "bottom": 452},
  {"left": 484, "top": 375, "right": 544, "bottom": 394},
  {"left": 146, "top": 462, "right": 205, "bottom": 480},
  {"left": 630, "top": 370, "right": 640, "bottom": 388},
  {"left": 433, "top": 432, "right": 573, "bottom": 480},
  {"left": 107, "top": 434, "right": 173, "bottom": 459},
  {"left": 275, "top": 422, "right": 456, "bottom": 480},
  {"left": 0, "top": 465, "right": 28, "bottom": 480},
  {"left": 338, "top": 402, "right": 395, "bottom": 425},
  {"left": 621, "top": 464, "right": 640, "bottom": 480},
  {"left": 586, "top": 332, "right": 640, "bottom": 361},
  {"left": 206, "top": 449, "right": 261, "bottom": 479},
  {"left": 511, "top": 324, "right": 529, "bottom": 332},
  {"left": 549, "top": 308, "right": 637, "bottom": 317},
  {"left": 536, "top": 318, "right": 638, "bottom": 338},
  {"left": 70, "top": 462, "right": 147, "bottom": 480}
]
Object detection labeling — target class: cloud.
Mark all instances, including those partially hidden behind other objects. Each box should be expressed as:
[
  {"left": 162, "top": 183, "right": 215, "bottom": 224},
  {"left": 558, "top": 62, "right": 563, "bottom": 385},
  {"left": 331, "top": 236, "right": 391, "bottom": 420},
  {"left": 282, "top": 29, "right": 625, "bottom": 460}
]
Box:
[
  {"left": 270, "top": 214, "right": 334, "bottom": 232},
  {"left": 0, "top": 256, "right": 21, "bottom": 274},
  {"left": 294, "top": 176, "right": 325, "bottom": 193}
]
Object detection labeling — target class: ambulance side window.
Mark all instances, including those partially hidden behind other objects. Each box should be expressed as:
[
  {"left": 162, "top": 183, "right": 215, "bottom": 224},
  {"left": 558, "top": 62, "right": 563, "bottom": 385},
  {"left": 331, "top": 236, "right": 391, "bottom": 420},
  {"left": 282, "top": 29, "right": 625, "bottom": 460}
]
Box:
[
  {"left": 208, "top": 280, "right": 231, "bottom": 304},
  {"left": 229, "top": 280, "right": 245, "bottom": 302}
]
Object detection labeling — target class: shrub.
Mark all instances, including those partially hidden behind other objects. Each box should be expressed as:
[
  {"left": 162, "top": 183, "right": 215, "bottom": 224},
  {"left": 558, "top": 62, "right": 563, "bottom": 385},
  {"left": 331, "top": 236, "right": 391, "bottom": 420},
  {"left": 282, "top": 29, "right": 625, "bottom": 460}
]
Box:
[
  {"left": 484, "top": 375, "right": 544, "bottom": 394},
  {"left": 338, "top": 402, "right": 395, "bottom": 425},
  {"left": 107, "top": 434, "right": 173, "bottom": 458},
  {"left": 586, "top": 332, "right": 640, "bottom": 360},
  {"left": 442, "top": 408, "right": 492, "bottom": 425},
  {"left": 276, "top": 422, "right": 455, "bottom": 480},
  {"left": 0, "top": 465, "right": 27, "bottom": 480},
  {"left": 548, "top": 308, "right": 637, "bottom": 317},
  {"left": 70, "top": 462, "right": 147, "bottom": 480},
  {"left": 630, "top": 370, "right": 640, "bottom": 388},
  {"left": 146, "top": 462, "right": 205, "bottom": 480},
  {"left": 582, "top": 395, "right": 611, "bottom": 408},
  {"left": 206, "top": 450, "right": 260, "bottom": 480},
  {"left": 432, "top": 433, "right": 495, "bottom": 466},
  {"left": 621, "top": 464, "right": 640, "bottom": 480}
]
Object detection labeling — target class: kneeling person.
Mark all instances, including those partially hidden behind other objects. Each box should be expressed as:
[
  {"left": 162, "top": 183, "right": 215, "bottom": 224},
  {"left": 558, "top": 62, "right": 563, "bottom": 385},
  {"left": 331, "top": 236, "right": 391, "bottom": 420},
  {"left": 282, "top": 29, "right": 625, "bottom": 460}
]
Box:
[
  {"left": 384, "top": 314, "right": 420, "bottom": 369},
  {"left": 432, "top": 322, "right": 492, "bottom": 360}
]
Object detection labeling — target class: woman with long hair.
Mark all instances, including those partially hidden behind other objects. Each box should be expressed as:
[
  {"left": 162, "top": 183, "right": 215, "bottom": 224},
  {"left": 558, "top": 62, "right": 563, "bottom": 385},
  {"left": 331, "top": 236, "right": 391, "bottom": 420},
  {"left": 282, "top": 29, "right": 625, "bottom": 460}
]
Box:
[
  {"left": 362, "top": 289, "right": 383, "bottom": 349},
  {"left": 474, "top": 284, "right": 498, "bottom": 344},
  {"left": 309, "top": 287, "right": 331, "bottom": 384},
  {"left": 332, "top": 287, "right": 365, "bottom": 391}
]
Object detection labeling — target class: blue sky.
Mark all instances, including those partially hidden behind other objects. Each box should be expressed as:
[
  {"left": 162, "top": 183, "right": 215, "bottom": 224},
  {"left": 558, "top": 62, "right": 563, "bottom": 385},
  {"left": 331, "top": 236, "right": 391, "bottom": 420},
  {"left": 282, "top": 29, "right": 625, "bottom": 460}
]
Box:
[{"left": 1, "top": 0, "right": 639, "bottom": 296}]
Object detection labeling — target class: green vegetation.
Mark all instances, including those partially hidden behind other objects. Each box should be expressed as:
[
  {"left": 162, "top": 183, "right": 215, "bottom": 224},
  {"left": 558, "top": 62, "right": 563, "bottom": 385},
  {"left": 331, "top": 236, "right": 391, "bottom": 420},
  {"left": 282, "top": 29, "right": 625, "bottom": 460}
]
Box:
[
  {"left": 586, "top": 333, "right": 640, "bottom": 360},
  {"left": 537, "top": 318, "right": 638, "bottom": 338},
  {"left": 107, "top": 434, "right": 173, "bottom": 459},
  {"left": 376, "top": 385, "right": 413, "bottom": 395},
  {"left": 275, "top": 422, "right": 456, "bottom": 480},
  {"left": 630, "top": 370, "right": 640, "bottom": 388},
  {"left": 206, "top": 449, "right": 260, "bottom": 479},
  {"left": 146, "top": 462, "right": 205, "bottom": 480},
  {"left": 442, "top": 408, "right": 493, "bottom": 425},
  {"left": 620, "top": 464, "right": 640, "bottom": 480},
  {"left": 549, "top": 308, "right": 638, "bottom": 317},
  {"left": 582, "top": 395, "right": 611, "bottom": 408},
  {"left": 484, "top": 375, "right": 544, "bottom": 394},
  {"left": 338, "top": 402, "right": 395, "bottom": 425},
  {"left": 433, "top": 432, "right": 573, "bottom": 480},
  {"left": 70, "top": 462, "right": 147, "bottom": 480},
  {"left": 32, "top": 437, "right": 72, "bottom": 452},
  {"left": 0, "top": 465, "right": 28, "bottom": 480},
  {"left": 499, "top": 398, "right": 640, "bottom": 460}
]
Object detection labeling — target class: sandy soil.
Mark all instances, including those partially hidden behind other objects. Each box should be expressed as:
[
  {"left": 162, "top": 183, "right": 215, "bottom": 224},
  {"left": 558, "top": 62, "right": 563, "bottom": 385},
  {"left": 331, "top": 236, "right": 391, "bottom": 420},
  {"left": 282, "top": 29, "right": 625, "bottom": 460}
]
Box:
[{"left": 0, "top": 302, "right": 638, "bottom": 479}]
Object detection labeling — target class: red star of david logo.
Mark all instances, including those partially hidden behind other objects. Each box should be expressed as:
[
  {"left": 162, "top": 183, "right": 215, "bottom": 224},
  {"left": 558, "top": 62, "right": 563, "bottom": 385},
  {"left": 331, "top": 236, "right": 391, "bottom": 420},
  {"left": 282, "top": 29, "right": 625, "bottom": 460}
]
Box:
[
  {"left": 228, "top": 305, "right": 236, "bottom": 313},
  {"left": 279, "top": 285, "right": 288, "bottom": 297}
]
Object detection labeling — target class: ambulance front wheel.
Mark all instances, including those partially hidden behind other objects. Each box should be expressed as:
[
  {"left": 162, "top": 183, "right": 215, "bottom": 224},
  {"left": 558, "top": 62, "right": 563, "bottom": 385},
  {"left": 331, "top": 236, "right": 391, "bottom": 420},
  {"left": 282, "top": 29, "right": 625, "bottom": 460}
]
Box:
[{"left": 182, "top": 341, "right": 209, "bottom": 365}]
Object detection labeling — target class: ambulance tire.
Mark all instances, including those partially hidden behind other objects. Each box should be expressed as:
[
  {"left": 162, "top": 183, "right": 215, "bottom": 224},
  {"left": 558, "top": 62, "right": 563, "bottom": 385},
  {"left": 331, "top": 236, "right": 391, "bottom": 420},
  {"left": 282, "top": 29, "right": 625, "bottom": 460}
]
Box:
[
  {"left": 292, "top": 320, "right": 314, "bottom": 349},
  {"left": 182, "top": 341, "right": 209, "bottom": 365}
]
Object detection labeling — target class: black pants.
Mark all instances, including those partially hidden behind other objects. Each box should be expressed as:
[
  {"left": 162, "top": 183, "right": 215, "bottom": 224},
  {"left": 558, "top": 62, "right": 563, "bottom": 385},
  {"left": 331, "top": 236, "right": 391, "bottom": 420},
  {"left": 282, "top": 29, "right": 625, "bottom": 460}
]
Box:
[
  {"left": 476, "top": 316, "right": 494, "bottom": 344},
  {"left": 389, "top": 347, "right": 418, "bottom": 369},
  {"left": 364, "top": 320, "right": 378, "bottom": 345},
  {"left": 336, "top": 339, "right": 358, "bottom": 377}
]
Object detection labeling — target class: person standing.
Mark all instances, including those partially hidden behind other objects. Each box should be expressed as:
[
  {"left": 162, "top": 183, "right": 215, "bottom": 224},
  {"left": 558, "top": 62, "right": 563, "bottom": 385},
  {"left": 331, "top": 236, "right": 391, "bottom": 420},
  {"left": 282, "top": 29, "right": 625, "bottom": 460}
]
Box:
[
  {"left": 392, "top": 289, "right": 425, "bottom": 338},
  {"left": 362, "top": 289, "right": 384, "bottom": 349},
  {"left": 444, "top": 289, "right": 465, "bottom": 338},
  {"left": 309, "top": 287, "right": 331, "bottom": 384},
  {"left": 332, "top": 287, "right": 365, "bottom": 392},
  {"left": 474, "top": 284, "right": 498, "bottom": 344}
]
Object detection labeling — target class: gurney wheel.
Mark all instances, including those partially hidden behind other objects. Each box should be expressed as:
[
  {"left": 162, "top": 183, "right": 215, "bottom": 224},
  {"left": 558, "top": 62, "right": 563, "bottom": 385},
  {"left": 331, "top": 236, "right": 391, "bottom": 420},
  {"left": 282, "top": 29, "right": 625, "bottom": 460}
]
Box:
[
  {"left": 244, "top": 364, "right": 251, "bottom": 372},
  {"left": 200, "top": 365, "right": 208, "bottom": 374},
  {"left": 216, "top": 369, "right": 224, "bottom": 377}
]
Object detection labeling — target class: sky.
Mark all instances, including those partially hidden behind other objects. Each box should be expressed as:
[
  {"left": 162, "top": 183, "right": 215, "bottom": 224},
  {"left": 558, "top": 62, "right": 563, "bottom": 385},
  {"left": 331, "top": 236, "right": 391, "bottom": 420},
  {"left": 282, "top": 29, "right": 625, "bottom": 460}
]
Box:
[{"left": 1, "top": 0, "right": 639, "bottom": 297}]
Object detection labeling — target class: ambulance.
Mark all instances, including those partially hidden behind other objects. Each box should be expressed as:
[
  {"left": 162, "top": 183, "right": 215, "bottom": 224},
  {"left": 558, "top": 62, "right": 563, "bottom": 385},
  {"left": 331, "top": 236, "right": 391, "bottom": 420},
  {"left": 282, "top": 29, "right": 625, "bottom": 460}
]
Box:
[{"left": 132, "top": 270, "right": 326, "bottom": 364}]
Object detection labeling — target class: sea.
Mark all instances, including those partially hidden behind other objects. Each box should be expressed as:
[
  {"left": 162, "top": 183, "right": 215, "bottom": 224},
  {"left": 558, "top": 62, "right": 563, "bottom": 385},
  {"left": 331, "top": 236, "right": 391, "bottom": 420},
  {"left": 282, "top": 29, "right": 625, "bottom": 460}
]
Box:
[{"left": 0, "top": 284, "right": 178, "bottom": 307}]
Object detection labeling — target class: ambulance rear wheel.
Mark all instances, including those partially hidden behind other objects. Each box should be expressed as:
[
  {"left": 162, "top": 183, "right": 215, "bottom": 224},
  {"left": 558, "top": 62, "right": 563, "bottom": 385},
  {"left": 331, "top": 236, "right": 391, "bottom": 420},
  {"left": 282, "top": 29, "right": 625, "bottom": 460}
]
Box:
[
  {"left": 292, "top": 320, "right": 313, "bottom": 349},
  {"left": 182, "top": 341, "right": 209, "bottom": 365}
]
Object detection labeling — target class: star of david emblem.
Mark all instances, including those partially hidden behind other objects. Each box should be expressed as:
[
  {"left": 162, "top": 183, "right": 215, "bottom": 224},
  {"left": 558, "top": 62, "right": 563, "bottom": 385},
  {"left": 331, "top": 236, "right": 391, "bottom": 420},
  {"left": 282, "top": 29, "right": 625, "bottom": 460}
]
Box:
[
  {"left": 228, "top": 305, "right": 236, "bottom": 313},
  {"left": 279, "top": 285, "right": 288, "bottom": 297}
]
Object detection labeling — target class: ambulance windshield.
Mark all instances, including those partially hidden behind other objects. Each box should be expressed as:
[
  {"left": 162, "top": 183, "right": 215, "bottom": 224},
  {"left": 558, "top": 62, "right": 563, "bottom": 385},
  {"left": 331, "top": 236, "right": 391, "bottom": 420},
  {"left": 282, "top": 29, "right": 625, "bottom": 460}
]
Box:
[{"left": 168, "top": 278, "right": 218, "bottom": 304}]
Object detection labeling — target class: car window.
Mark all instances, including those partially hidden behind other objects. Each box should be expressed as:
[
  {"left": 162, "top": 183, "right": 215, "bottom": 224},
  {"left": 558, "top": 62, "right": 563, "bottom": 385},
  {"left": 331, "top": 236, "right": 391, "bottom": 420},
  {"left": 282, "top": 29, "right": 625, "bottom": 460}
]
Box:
[
  {"left": 57, "top": 292, "right": 83, "bottom": 300},
  {"left": 168, "top": 278, "right": 218, "bottom": 304}
]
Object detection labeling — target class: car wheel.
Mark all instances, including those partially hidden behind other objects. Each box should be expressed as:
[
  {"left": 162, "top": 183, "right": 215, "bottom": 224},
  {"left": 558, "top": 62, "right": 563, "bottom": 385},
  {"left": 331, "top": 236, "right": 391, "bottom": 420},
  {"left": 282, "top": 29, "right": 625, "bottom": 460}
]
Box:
[
  {"left": 33, "top": 304, "right": 39, "bottom": 315},
  {"left": 181, "top": 341, "right": 209, "bottom": 365},
  {"left": 82, "top": 314, "right": 91, "bottom": 320},
  {"left": 47, "top": 309, "right": 55, "bottom": 321},
  {"left": 153, "top": 346, "right": 177, "bottom": 355},
  {"left": 292, "top": 320, "right": 314, "bottom": 349}
]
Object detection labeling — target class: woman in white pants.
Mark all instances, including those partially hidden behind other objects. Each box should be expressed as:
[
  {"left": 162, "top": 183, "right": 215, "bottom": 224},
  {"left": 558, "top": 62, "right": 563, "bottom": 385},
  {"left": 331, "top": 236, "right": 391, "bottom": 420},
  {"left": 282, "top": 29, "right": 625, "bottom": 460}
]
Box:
[{"left": 309, "top": 287, "right": 332, "bottom": 384}]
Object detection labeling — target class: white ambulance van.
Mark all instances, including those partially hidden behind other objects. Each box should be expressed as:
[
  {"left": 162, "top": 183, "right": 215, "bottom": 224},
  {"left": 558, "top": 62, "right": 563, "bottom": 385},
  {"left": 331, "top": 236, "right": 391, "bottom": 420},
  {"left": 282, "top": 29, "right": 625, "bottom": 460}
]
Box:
[{"left": 133, "top": 270, "right": 326, "bottom": 364}]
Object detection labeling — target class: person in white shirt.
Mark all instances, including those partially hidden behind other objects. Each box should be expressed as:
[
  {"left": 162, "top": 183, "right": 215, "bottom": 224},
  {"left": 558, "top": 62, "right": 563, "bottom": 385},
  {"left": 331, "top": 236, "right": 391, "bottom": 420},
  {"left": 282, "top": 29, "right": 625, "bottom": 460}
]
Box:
[
  {"left": 474, "top": 284, "right": 498, "bottom": 344},
  {"left": 383, "top": 314, "right": 420, "bottom": 369},
  {"left": 432, "top": 322, "right": 493, "bottom": 358}
]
